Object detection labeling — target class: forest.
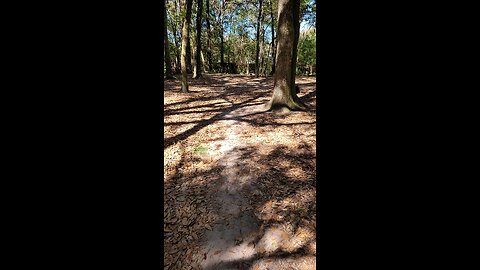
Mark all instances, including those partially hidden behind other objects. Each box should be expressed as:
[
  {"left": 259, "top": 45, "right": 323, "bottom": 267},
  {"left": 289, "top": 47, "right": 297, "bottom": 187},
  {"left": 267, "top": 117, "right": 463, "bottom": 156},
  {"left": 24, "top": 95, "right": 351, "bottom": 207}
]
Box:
[
  {"left": 164, "top": 0, "right": 317, "bottom": 269},
  {"left": 165, "top": 0, "right": 315, "bottom": 78}
]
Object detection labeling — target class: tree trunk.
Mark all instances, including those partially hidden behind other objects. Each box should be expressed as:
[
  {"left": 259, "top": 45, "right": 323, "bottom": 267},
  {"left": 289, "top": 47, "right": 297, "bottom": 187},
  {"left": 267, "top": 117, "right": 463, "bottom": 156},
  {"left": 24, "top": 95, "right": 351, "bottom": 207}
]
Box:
[
  {"left": 181, "top": 0, "right": 193, "bottom": 92},
  {"left": 172, "top": 0, "right": 181, "bottom": 73},
  {"left": 267, "top": 0, "right": 306, "bottom": 111},
  {"left": 269, "top": 0, "right": 276, "bottom": 75},
  {"left": 164, "top": 2, "right": 174, "bottom": 79},
  {"left": 220, "top": 0, "right": 225, "bottom": 73},
  {"left": 200, "top": 50, "right": 206, "bottom": 73},
  {"left": 191, "top": 36, "right": 197, "bottom": 74},
  {"left": 255, "top": 0, "right": 263, "bottom": 78},
  {"left": 187, "top": 34, "right": 192, "bottom": 73},
  {"left": 259, "top": 24, "right": 265, "bottom": 76},
  {"left": 205, "top": 0, "right": 212, "bottom": 72},
  {"left": 264, "top": 41, "right": 271, "bottom": 76},
  {"left": 193, "top": 0, "right": 203, "bottom": 78}
]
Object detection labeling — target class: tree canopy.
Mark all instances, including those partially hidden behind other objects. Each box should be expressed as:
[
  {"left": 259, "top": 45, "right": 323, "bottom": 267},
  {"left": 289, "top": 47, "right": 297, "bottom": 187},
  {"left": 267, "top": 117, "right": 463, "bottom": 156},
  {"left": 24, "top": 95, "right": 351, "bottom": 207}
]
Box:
[{"left": 165, "top": 0, "right": 316, "bottom": 76}]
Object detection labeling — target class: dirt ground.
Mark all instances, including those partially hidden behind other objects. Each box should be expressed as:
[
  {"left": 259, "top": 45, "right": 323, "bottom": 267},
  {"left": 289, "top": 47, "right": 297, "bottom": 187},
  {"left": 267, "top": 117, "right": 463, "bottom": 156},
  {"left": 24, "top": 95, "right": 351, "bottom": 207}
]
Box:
[{"left": 164, "top": 74, "right": 316, "bottom": 269}]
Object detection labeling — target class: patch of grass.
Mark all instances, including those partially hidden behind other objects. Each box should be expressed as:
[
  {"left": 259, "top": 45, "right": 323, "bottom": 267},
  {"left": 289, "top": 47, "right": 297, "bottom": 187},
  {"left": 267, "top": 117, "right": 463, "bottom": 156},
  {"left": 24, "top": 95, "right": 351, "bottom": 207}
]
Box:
[{"left": 193, "top": 144, "right": 209, "bottom": 155}]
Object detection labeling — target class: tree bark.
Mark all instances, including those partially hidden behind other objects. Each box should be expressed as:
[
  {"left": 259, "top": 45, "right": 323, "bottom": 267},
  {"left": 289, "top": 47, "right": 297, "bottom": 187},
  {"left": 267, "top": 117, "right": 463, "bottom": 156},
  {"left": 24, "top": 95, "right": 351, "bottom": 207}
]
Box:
[
  {"left": 259, "top": 23, "right": 265, "bottom": 76},
  {"left": 181, "top": 0, "right": 193, "bottom": 92},
  {"left": 264, "top": 41, "right": 271, "bottom": 76},
  {"left": 255, "top": 0, "right": 263, "bottom": 78},
  {"left": 205, "top": 0, "right": 212, "bottom": 71},
  {"left": 187, "top": 34, "right": 192, "bottom": 73},
  {"left": 191, "top": 35, "right": 197, "bottom": 74},
  {"left": 267, "top": 0, "right": 306, "bottom": 111},
  {"left": 164, "top": 2, "right": 174, "bottom": 79},
  {"left": 171, "top": 0, "right": 181, "bottom": 73},
  {"left": 220, "top": 0, "right": 225, "bottom": 73},
  {"left": 200, "top": 50, "right": 206, "bottom": 73},
  {"left": 193, "top": 0, "right": 203, "bottom": 78},
  {"left": 269, "top": 0, "right": 276, "bottom": 75}
]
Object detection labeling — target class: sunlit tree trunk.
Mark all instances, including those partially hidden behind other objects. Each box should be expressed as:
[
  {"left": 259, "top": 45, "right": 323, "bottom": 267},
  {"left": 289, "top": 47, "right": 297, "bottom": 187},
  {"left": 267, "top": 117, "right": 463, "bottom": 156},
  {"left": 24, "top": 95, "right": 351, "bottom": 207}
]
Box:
[
  {"left": 269, "top": 0, "right": 276, "bottom": 75},
  {"left": 193, "top": 0, "right": 203, "bottom": 78},
  {"left": 171, "top": 0, "right": 182, "bottom": 73},
  {"left": 255, "top": 0, "right": 263, "bottom": 78},
  {"left": 181, "top": 0, "right": 193, "bottom": 92},
  {"left": 191, "top": 36, "right": 197, "bottom": 74},
  {"left": 200, "top": 50, "right": 206, "bottom": 73},
  {"left": 187, "top": 35, "right": 192, "bottom": 73},
  {"left": 164, "top": 2, "right": 174, "bottom": 79},
  {"left": 267, "top": 0, "right": 306, "bottom": 111},
  {"left": 220, "top": 0, "right": 225, "bottom": 73},
  {"left": 205, "top": 0, "right": 212, "bottom": 72},
  {"left": 259, "top": 24, "right": 265, "bottom": 76},
  {"left": 264, "top": 42, "right": 271, "bottom": 76}
]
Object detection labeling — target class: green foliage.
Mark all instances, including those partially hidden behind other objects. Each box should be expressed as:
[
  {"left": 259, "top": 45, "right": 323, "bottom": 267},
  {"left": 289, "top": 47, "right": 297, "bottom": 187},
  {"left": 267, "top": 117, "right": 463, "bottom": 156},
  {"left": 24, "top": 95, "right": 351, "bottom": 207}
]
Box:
[
  {"left": 165, "top": 0, "right": 316, "bottom": 75},
  {"left": 301, "top": 0, "right": 315, "bottom": 27},
  {"left": 297, "top": 28, "right": 316, "bottom": 75}
]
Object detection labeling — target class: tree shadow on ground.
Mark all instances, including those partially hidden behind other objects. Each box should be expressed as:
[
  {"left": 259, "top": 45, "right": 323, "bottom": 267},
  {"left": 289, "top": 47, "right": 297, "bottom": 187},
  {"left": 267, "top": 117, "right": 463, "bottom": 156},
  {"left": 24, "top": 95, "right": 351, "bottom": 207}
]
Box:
[
  {"left": 165, "top": 74, "right": 316, "bottom": 268},
  {"left": 164, "top": 74, "right": 316, "bottom": 150},
  {"left": 164, "top": 140, "right": 316, "bottom": 269}
]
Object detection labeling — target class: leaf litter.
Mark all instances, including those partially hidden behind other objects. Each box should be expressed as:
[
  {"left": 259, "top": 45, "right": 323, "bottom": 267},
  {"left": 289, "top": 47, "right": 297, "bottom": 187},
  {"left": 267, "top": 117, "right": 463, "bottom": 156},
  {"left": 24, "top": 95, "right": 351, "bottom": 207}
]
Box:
[{"left": 164, "top": 74, "right": 316, "bottom": 269}]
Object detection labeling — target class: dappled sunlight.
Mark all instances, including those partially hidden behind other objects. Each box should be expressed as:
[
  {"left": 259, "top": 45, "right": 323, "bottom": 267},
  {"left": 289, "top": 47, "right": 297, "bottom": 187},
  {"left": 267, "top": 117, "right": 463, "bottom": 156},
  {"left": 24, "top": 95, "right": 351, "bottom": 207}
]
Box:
[
  {"left": 251, "top": 255, "right": 317, "bottom": 270},
  {"left": 164, "top": 74, "right": 316, "bottom": 269}
]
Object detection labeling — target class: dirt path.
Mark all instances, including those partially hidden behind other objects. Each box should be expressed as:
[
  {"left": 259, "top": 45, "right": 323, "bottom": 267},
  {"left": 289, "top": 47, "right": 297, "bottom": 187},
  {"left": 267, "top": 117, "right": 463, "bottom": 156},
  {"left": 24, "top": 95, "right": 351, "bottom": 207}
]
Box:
[
  {"left": 198, "top": 106, "right": 263, "bottom": 269},
  {"left": 164, "top": 74, "right": 317, "bottom": 270}
]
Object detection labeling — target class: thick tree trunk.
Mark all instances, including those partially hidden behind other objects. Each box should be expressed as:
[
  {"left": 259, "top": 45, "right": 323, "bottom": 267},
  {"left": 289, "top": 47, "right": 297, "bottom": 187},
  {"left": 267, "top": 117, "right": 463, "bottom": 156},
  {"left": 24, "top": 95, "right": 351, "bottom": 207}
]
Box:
[
  {"left": 181, "top": 0, "right": 193, "bottom": 92},
  {"left": 164, "top": 3, "right": 174, "bottom": 79},
  {"left": 269, "top": 0, "right": 276, "bottom": 75},
  {"left": 255, "top": 0, "right": 263, "bottom": 78},
  {"left": 205, "top": 0, "right": 212, "bottom": 72},
  {"left": 193, "top": 0, "right": 203, "bottom": 78},
  {"left": 267, "top": 0, "right": 306, "bottom": 111}
]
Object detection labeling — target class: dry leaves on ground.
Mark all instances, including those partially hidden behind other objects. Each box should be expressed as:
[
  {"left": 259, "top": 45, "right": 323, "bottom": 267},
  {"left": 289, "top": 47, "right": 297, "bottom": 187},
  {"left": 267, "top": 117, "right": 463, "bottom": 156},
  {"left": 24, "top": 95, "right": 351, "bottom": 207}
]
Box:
[{"left": 164, "top": 74, "right": 316, "bottom": 269}]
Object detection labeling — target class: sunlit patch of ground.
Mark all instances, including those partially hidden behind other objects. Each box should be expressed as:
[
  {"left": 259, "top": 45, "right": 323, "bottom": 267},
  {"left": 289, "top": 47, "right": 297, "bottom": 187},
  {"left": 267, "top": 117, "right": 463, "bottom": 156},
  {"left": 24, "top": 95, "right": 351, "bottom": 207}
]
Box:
[{"left": 164, "top": 74, "right": 316, "bottom": 269}]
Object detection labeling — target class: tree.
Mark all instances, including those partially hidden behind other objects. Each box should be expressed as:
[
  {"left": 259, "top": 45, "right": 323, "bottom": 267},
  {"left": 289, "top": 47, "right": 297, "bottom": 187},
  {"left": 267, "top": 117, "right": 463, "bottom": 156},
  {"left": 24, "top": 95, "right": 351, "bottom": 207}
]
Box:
[
  {"left": 164, "top": 1, "right": 174, "bottom": 79},
  {"left": 167, "top": 0, "right": 182, "bottom": 73},
  {"left": 219, "top": 0, "right": 225, "bottom": 73},
  {"left": 297, "top": 28, "right": 315, "bottom": 75},
  {"left": 267, "top": 0, "right": 307, "bottom": 111},
  {"left": 205, "top": 0, "right": 213, "bottom": 71},
  {"left": 187, "top": 33, "right": 192, "bottom": 73},
  {"left": 193, "top": 0, "right": 203, "bottom": 78},
  {"left": 269, "top": 0, "right": 276, "bottom": 75},
  {"left": 255, "top": 0, "right": 263, "bottom": 77},
  {"left": 181, "top": 0, "right": 193, "bottom": 92}
]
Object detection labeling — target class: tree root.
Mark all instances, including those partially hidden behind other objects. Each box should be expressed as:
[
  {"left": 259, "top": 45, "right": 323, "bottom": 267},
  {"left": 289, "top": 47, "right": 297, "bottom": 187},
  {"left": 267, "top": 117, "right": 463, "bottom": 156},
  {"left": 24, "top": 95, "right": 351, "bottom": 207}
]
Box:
[{"left": 266, "top": 97, "right": 308, "bottom": 112}]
